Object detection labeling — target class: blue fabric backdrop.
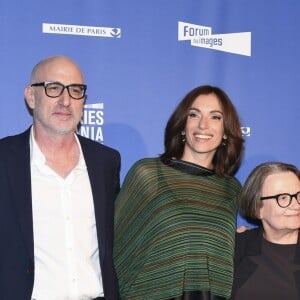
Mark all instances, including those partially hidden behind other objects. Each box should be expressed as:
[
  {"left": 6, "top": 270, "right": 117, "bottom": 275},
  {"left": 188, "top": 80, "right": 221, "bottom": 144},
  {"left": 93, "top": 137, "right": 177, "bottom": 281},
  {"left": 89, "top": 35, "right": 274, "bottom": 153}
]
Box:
[{"left": 0, "top": 0, "right": 299, "bottom": 226}]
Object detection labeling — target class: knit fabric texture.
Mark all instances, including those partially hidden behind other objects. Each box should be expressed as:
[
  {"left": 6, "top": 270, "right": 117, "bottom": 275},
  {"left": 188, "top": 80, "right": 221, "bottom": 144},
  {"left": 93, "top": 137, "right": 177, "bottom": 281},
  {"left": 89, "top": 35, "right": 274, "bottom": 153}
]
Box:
[{"left": 114, "top": 158, "right": 241, "bottom": 300}]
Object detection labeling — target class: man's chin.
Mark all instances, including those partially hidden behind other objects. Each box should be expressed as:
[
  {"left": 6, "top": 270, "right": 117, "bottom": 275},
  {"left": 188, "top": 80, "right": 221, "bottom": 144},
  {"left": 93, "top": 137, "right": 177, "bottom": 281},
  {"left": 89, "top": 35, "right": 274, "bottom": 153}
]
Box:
[{"left": 51, "top": 126, "right": 77, "bottom": 135}]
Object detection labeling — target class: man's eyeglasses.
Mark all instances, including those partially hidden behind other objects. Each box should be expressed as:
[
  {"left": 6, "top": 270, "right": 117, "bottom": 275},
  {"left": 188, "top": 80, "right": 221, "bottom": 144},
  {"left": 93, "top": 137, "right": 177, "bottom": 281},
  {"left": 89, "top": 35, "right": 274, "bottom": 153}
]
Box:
[
  {"left": 260, "top": 191, "right": 300, "bottom": 208},
  {"left": 31, "top": 81, "right": 87, "bottom": 100}
]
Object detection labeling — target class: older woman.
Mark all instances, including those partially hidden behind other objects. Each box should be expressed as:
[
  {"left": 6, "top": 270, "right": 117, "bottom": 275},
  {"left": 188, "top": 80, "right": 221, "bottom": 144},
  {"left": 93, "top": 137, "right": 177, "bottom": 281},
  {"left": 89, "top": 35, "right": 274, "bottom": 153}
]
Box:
[
  {"left": 232, "top": 162, "right": 300, "bottom": 299},
  {"left": 114, "top": 85, "right": 244, "bottom": 300}
]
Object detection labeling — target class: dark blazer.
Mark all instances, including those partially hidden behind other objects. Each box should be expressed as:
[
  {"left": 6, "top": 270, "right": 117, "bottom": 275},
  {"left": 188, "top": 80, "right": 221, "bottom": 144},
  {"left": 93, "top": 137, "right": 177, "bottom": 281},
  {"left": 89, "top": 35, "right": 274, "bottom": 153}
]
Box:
[
  {"left": 0, "top": 127, "right": 121, "bottom": 300},
  {"left": 231, "top": 227, "right": 300, "bottom": 299}
]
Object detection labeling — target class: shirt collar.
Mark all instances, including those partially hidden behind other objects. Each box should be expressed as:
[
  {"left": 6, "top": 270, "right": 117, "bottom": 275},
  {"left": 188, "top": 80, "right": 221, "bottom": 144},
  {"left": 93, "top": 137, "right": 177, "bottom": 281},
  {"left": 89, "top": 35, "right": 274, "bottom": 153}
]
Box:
[{"left": 30, "top": 126, "right": 86, "bottom": 171}]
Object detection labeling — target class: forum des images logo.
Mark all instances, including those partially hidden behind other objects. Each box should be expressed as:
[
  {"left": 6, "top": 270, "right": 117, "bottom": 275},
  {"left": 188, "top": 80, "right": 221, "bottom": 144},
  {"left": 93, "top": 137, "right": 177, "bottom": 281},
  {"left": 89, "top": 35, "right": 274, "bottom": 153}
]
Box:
[{"left": 178, "top": 21, "right": 251, "bottom": 56}]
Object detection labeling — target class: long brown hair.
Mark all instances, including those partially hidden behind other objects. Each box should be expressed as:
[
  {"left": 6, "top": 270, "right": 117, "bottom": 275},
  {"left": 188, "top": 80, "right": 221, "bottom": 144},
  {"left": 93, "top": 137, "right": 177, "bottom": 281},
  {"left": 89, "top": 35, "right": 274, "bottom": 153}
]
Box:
[{"left": 160, "top": 85, "right": 244, "bottom": 176}]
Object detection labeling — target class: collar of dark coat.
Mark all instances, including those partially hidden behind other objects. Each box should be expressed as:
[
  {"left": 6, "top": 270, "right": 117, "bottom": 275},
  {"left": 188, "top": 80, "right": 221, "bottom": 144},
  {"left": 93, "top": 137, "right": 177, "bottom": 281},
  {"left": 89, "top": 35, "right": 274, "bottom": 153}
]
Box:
[{"left": 243, "top": 227, "right": 300, "bottom": 264}]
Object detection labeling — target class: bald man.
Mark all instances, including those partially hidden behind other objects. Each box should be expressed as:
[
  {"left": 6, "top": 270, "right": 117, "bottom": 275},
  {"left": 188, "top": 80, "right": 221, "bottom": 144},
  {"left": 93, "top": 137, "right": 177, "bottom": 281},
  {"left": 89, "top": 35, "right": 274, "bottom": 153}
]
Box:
[{"left": 0, "top": 56, "right": 120, "bottom": 300}]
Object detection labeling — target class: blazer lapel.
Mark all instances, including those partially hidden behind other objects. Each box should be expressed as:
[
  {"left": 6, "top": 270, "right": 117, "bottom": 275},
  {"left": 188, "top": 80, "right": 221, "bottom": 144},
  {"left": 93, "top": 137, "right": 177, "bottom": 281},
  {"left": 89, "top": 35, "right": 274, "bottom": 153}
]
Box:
[
  {"left": 6, "top": 128, "right": 34, "bottom": 262},
  {"left": 79, "top": 136, "right": 107, "bottom": 262}
]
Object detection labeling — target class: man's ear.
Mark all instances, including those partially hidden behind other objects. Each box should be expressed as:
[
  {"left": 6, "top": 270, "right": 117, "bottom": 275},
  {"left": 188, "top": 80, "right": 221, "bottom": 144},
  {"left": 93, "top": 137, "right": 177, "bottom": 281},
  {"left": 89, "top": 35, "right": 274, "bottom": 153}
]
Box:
[{"left": 24, "top": 86, "right": 35, "bottom": 109}]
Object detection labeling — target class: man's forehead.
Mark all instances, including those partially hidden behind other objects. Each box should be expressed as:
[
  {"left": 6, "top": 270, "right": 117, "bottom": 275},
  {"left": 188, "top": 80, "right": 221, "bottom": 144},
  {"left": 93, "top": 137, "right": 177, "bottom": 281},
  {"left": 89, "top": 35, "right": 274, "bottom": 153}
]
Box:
[{"left": 35, "top": 59, "right": 84, "bottom": 82}]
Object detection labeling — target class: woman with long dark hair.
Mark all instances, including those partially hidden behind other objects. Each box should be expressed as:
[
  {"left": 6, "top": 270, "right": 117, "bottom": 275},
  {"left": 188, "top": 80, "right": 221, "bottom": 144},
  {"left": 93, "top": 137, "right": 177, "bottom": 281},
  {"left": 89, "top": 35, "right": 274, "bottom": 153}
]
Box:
[{"left": 114, "top": 85, "right": 244, "bottom": 300}]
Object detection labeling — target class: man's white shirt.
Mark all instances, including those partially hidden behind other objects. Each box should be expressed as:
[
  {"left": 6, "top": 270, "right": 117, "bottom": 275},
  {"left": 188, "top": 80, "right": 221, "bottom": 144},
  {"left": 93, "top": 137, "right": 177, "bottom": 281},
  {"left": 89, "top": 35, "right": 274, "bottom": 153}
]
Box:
[{"left": 30, "top": 129, "right": 103, "bottom": 300}]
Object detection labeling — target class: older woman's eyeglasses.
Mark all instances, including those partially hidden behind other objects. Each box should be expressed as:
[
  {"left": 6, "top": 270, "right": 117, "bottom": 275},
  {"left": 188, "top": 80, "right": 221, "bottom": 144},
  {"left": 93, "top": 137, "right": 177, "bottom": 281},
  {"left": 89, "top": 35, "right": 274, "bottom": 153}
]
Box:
[
  {"left": 260, "top": 191, "right": 300, "bottom": 208},
  {"left": 31, "top": 81, "right": 87, "bottom": 100}
]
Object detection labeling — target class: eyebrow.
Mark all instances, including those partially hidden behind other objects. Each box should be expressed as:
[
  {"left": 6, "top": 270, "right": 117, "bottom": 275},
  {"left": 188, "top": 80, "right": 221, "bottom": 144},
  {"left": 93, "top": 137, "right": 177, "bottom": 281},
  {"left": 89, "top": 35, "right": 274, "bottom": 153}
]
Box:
[{"left": 189, "top": 107, "right": 223, "bottom": 114}]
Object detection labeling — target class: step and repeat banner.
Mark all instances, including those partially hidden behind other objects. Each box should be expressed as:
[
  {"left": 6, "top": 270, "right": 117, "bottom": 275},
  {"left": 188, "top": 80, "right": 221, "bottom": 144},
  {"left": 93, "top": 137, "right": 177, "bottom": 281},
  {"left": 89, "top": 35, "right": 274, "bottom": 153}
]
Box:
[{"left": 0, "top": 1, "right": 299, "bottom": 226}]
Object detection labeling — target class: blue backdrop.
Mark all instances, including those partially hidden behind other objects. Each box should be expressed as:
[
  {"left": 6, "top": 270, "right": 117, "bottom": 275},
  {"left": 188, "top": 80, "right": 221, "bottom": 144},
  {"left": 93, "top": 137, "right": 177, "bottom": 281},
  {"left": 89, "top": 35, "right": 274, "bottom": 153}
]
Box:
[{"left": 1, "top": 0, "right": 299, "bottom": 227}]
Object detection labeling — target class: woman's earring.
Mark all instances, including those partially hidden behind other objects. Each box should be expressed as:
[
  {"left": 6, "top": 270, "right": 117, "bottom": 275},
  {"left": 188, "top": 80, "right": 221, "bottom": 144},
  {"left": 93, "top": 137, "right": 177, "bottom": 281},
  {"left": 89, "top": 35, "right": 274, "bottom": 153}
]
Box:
[
  {"left": 222, "top": 134, "right": 228, "bottom": 146},
  {"left": 181, "top": 131, "right": 186, "bottom": 143}
]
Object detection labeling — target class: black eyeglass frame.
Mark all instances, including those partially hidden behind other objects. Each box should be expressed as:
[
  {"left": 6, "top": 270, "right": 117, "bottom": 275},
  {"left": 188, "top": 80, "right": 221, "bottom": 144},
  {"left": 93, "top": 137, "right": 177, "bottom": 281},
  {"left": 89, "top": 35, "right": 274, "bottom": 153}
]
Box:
[
  {"left": 260, "top": 191, "right": 300, "bottom": 208},
  {"left": 31, "top": 81, "right": 87, "bottom": 100}
]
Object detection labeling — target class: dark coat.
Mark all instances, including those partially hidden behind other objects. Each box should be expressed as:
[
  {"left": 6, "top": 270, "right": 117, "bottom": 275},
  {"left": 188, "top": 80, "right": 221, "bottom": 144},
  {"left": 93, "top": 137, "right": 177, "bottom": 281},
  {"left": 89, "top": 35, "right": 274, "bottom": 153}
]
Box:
[
  {"left": 0, "top": 127, "right": 121, "bottom": 300},
  {"left": 231, "top": 227, "right": 300, "bottom": 299}
]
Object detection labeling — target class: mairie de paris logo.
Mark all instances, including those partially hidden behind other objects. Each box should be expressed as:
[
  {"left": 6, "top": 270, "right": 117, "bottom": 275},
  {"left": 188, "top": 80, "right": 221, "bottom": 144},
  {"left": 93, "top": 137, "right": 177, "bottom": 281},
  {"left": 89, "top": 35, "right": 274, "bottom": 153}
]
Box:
[{"left": 43, "top": 23, "right": 121, "bottom": 38}]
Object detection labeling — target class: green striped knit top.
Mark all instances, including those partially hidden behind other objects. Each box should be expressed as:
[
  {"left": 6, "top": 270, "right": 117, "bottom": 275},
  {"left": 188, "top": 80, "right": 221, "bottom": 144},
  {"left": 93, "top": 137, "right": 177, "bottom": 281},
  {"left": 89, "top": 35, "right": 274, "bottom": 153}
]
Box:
[{"left": 114, "top": 158, "right": 241, "bottom": 300}]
